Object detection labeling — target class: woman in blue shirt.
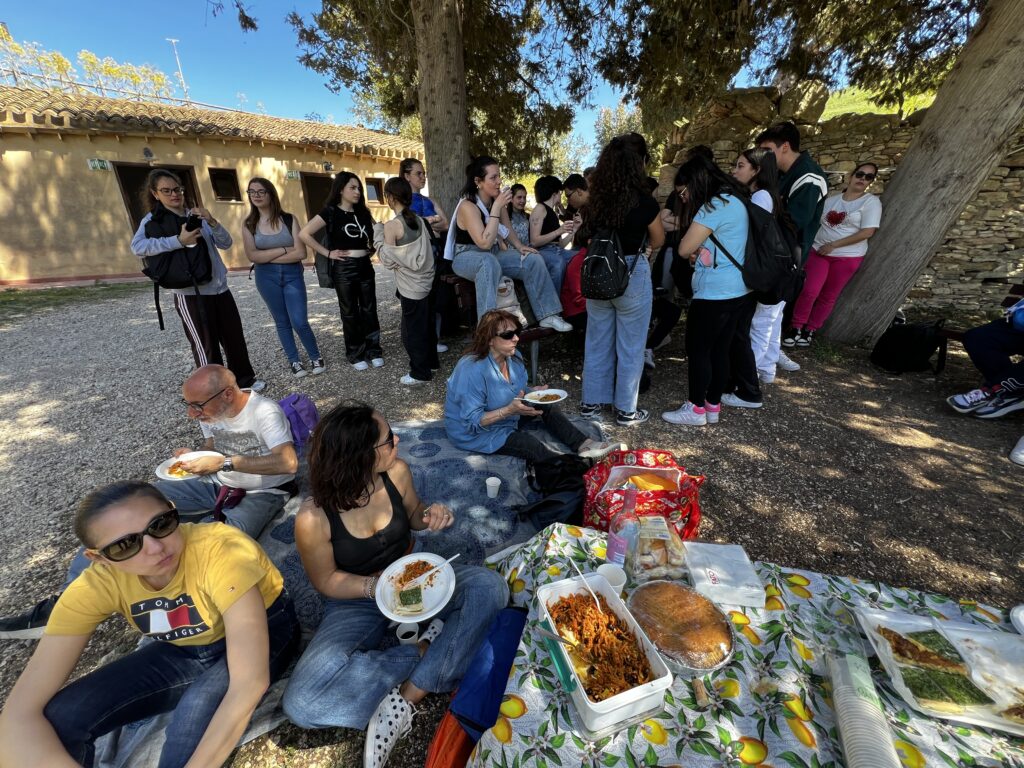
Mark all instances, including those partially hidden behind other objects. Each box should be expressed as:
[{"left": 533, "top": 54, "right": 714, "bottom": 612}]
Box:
[
  {"left": 444, "top": 310, "right": 622, "bottom": 462},
  {"left": 662, "top": 156, "right": 753, "bottom": 427}
]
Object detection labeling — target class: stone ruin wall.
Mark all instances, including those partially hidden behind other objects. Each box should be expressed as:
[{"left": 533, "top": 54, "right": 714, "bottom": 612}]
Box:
[{"left": 657, "top": 83, "right": 1024, "bottom": 316}]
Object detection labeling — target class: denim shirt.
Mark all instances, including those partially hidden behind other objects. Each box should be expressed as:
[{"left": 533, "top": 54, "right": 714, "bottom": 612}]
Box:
[{"left": 444, "top": 353, "right": 528, "bottom": 453}]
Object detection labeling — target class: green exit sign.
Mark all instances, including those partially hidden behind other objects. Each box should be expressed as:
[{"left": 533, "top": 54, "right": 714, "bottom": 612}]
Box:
[{"left": 87, "top": 158, "right": 111, "bottom": 171}]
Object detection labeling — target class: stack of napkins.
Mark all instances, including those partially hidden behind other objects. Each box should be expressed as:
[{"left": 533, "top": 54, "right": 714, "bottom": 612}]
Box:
[{"left": 683, "top": 542, "right": 764, "bottom": 608}]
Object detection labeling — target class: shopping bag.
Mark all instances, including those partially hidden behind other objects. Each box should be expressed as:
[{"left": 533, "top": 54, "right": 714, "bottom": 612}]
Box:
[{"left": 583, "top": 449, "right": 703, "bottom": 539}]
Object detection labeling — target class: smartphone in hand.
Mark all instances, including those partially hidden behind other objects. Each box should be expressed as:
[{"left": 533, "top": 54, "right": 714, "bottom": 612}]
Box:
[{"left": 185, "top": 213, "right": 203, "bottom": 232}]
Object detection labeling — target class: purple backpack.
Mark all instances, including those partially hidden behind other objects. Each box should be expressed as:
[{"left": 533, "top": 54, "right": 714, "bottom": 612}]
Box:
[{"left": 279, "top": 394, "right": 320, "bottom": 454}]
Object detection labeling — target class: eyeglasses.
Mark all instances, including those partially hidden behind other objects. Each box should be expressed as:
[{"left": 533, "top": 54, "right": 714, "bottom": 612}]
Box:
[
  {"left": 157, "top": 186, "right": 185, "bottom": 196},
  {"left": 853, "top": 171, "right": 877, "bottom": 181},
  {"left": 495, "top": 327, "right": 521, "bottom": 340},
  {"left": 247, "top": 189, "right": 268, "bottom": 198},
  {"left": 182, "top": 387, "right": 227, "bottom": 412},
  {"left": 95, "top": 509, "right": 180, "bottom": 562},
  {"left": 374, "top": 427, "right": 395, "bottom": 450}
]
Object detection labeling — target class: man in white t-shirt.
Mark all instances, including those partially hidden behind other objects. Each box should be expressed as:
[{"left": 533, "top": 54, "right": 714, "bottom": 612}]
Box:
[{"left": 160, "top": 364, "right": 298, "bottom": 536}]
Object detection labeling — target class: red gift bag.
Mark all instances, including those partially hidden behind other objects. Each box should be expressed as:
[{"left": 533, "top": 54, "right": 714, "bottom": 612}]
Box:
[{"left": 583, "top": 449, "right": 704, "bottom": 539}]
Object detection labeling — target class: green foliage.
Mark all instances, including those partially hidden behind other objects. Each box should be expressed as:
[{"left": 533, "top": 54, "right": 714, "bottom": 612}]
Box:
[
  {"left": 820, "top": 88, "right": 935, "bottom": 121},
  {"left": 594, "top": 103, "right": 643, "bottom": 155},
  {"left": 287, "top": 0, "right": 602, "bottom": 175}
]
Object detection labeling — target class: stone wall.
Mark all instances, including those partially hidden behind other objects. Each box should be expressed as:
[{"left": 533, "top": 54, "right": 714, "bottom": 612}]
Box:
[{"left": 658, "top": 84, "right": 1024, "bottom": 315}]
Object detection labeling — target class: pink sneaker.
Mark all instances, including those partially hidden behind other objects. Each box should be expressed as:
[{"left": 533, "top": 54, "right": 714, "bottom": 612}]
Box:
[
  {"left": 662, "top": 402, "right": 707, "bottom": 426},
  {"left": 704, "top": 402, "right": 721, "bottom": 424}
]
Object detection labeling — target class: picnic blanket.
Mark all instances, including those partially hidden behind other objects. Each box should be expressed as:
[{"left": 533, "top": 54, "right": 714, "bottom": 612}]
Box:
[
  {"left": 94, "top": 417, "right": 599, "bottom": 768},
  {"left": 468, "top": 524, "right": 1024, "bottom": 768}
]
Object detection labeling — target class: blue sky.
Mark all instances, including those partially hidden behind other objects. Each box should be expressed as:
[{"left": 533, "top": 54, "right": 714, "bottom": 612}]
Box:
[{"left": 2, "top": 1, "right": 621, "bottom": 157}]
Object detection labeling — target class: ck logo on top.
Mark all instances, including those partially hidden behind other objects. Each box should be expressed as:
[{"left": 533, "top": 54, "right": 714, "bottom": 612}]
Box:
[{"left": 130, "top": 593, "right": 210, "bottom": 641}]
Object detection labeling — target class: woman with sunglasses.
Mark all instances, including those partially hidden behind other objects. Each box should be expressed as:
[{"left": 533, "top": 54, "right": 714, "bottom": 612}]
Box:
[
  {"left": 242, "top": 177, "right": 325, "bottom": 378},
  {"left": 282, "top": 403, "right": 508, "bottom": 768},
  {"left": 784, "top": 162, "right": 882, "bottom": 347},
  {"left": 0, "top": 481, "right": 299, "bottom": 768},
  {"left": 444, "top": 310, "right": 623, "bottom": 462}
]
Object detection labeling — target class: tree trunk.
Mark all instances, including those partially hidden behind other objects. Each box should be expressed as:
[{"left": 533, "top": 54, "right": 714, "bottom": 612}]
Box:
[
  {"left": 825, "top": 0, "right": 1024, "bottom": 345},
  {"left": 410, "top": 0, "right": 470, "bottom": 214}
]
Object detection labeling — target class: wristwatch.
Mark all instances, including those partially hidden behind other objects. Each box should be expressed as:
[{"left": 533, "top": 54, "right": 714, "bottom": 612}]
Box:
[{"left": 222, "top": 457, "right": 235, "bottom": 472}]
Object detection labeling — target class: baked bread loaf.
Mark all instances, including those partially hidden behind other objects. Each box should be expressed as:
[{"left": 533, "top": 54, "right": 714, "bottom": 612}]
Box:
[{"left": 629, "top": 581, "right": 732, "bottom": 670}]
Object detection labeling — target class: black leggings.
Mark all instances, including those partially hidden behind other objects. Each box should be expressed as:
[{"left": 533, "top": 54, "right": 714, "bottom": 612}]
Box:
[
  {"left": 685, "top": 294, "right": 748, "bottom": 406},
  {"left": 495, "top": 407, "right": 588, "bottom": 463}
]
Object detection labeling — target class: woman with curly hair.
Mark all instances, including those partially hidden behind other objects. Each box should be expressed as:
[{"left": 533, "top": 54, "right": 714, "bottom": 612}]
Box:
[
  {"left": 443, "top": 156, "right": 572, "bottom": 330},
  {"left": 578, "top": 133, "right": 665, "bottom": 426},
  {"left": 444, "top": 309, "right": 623, "bottom": 461},
  {"left": 282, "top": 403, "right": 508, "bottom": 768}
]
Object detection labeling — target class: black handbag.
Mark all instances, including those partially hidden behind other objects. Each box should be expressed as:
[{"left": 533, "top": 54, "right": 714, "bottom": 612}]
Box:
[{"left": 581, "top": 229, "right": 644, "bottom": 300}]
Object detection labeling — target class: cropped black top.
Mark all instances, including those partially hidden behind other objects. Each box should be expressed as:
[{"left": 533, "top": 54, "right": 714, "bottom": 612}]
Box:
[
  {"left": 326, "top": 472, "right": 411, "bottom": 577},
  {"left": 454, "top": 202, "right": 485, "bottom": 245}
]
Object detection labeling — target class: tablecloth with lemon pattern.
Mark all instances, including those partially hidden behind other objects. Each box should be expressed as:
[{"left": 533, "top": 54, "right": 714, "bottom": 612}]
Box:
[{"left": 467, "top": 524, "right": 1024, "bottom": 768}]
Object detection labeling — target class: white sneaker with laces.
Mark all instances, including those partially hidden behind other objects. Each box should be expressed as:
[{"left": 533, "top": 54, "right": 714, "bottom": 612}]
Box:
[
  {"left": 643, "top": 349, "right": 655, "bottom": 369},
  {"left": 776, "top": 352, "right": 801, "bottom": 372},
  {"left": 291, "top": 361, "right": 309, "bottom": 378},
  {"left": 662, "top": 402, "right": 707, "bottom": 426},
  {"left": 353, "top": 361, "right": 370, "bottom": 371},
  {"left": 371, "top": 358, "right": 386, "bottom": 368},
  {"left": 539, "top": 315, "right": 573, "bottom": 332},
  {"left": 399, "top": 374, "right": 428, "bottom": 386},
  {"left": 364, "top": 687, "right": 415, "bottom": 768},
  {"left": 311, "top": 358, "right": 327, "bottom": 375},
  {"left": 1010, "top": 435, "right": 1024, "bottom": 467}
]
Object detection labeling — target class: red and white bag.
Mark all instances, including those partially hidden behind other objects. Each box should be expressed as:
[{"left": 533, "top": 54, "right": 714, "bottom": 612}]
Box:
[{"left": 583, "top": 449, "right": 703, "bottom": 539}]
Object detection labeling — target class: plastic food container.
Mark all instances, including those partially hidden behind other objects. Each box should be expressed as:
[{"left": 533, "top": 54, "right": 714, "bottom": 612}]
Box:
[{"left": 536, "top": 573, "right": 673, "bottom": 733}]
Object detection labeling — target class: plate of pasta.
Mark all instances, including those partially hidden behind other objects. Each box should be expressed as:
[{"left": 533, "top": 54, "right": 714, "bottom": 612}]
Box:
[{"left": 376, "top": 552, "right": 457, "bottom": 623}]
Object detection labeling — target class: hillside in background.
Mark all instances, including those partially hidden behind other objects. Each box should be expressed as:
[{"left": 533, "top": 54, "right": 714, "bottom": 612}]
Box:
[{"left": 821, "top": 88, "right": 935, "bottom": 120}]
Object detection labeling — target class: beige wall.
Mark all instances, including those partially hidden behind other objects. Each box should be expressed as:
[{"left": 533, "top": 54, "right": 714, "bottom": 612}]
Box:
[{"left": 0, "top": 132, "right": 403, "bottom": 284}]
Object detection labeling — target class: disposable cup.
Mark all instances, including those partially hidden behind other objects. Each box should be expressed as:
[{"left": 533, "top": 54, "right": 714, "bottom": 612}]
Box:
[
  {"left": 396, "top": 622, "right": 420, "bottom": 645},
  {"left": 485, "top": 476, "right": 501, "bottom": 498},
  {"left": 596, "top": 563, "right": 627, "bottom": 592}
]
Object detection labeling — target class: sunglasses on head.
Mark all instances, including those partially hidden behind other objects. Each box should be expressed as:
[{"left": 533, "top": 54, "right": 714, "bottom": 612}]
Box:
[
  {"left": 374, "top": 427, "right": 395, "bottom": 450},
  {"left": 95, "top": 509, "right": 179, "bottom": 562},
  {"left": 853, "top": 170, "right": 877, "bottom": 181},
  {"left": 494, "top": 327, "right": 521, "bottom": 341}
]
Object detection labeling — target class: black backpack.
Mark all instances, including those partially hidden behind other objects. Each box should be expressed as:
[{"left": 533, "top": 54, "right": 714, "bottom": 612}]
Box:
[
  {"left": 870, "top": 319, "right": 948, "bottom": 374},
  {"left": 141, "top": 206, "right": 214, "bottom": 329},
  {"left": 581, "top": 229, "right": 640, "bottom": 300},
  {"left": 517, "top": 454, "right": 589, "bottom": 530},
  {"left": 711, "top": 199, "right": 804, "bottom": 305}
]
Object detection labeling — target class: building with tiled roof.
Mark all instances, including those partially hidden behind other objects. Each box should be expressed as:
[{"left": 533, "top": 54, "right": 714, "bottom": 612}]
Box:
[{"left": 0, "top": 86, "right": 425, "bottom": 284}]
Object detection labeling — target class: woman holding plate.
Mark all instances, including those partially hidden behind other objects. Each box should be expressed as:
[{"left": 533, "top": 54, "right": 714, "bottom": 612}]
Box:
[
  {"left": 444, "top": 309, "right": 624, "bottom": 463},
  {"left": 282, "top": 403, "right": 508, "bottom": 768}
]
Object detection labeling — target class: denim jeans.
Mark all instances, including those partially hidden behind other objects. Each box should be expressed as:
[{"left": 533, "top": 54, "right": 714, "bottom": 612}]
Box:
[
  {"left": 254, "top": 263, "right": 321, "bottom": 364},
  {"left": 282, "top": 564, "right": 508, "bottom": 729},
  {"left": 964, "top": 319, "right": 1024, "bottom": 389},
  {"left": 44, "top": 594, "right": 299, "bottom": 768},
  {"left": 582, "top": 256, "right": 653, "bottom": 413},
  {"left": 536, "top": 244, "right": 577, "bottom": 293},
  {"left": 451, "top": 245, "right": 562, "bottom": 322}
]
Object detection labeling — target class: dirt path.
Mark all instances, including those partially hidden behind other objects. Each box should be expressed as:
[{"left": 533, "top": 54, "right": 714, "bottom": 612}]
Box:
[{"left": 0, "top": 274, "right": 1020, "bottom": 766}]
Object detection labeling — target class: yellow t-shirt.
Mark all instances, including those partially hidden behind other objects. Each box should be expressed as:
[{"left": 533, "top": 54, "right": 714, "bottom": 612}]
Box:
[{"left": 45, "top": 523, "right": 283, "bottom": 646}]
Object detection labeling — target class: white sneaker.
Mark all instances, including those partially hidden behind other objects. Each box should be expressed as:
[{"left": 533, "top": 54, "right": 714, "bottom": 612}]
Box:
[
  {"left": 578, "top": 440, "right": 626, "bottom": 460},
  {"left": 436, "top": 343, "right": 449, "bottom": 353},
  {"left": 721, "top": 393, "right": 763, "bottom": 409},
  {"left": 777, "top": 352, "right": 801, "bottom": 372},
  {"left": 1011, "top": 435, "right": 1024, "bottom": 467},
  {"left": 420, "top": 617, "right": 444, "bottom": 644},
  {"left": 662, "top": 402, "right": 707, "bottom": 426},
  {"left": 371, "top": 358, "right": 386, "bottom": 368},
  {"left": 364, "top": 687, "right": 415, "bottom": 768},
  {"left": 353, "top": 361, "right": 370, "bottom": 371},
  {"left": 758, "top": 372, "right": 775, "bottom": 384},
  {"left": 643, "top": 349, "right": 655, "bottom": 369},
  {"left": 249, "top": 379, "right": 267, "bottom": 393},
  {"left": 539, "top": 315, "right": 573, "bottom": 332},
  {"left": 399, "top": 374, "right": 428, "bottom": 386},
  {"left": 311, "top": 358, "right": 327, "bottom": 375},
  {"left": 291, "top": 361, "right": 309, "bottom": 379}
]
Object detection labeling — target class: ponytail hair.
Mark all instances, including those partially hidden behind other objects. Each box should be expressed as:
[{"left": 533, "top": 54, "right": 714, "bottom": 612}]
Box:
[
  {"left": 460, "top": 155, "right": 499, "bottom": 201},
  {"left": 383, "top": 176, "right": 419, "bottom": 231}
]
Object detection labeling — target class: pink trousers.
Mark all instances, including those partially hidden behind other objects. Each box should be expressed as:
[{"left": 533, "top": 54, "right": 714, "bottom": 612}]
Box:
[{"left": 791, "top": 249, "right": 864, "bottom": 331}]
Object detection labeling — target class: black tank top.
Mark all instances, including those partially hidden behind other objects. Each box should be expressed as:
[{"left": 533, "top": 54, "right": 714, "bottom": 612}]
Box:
[
  {"left": 455, "top": 202, "right": 485, "bottom": 245},
  {"left": 539, "top": 203, "right": 561, "bottom": 236},
  {"left": 326, "top": 472, "right": 411, "bottom": 576}
]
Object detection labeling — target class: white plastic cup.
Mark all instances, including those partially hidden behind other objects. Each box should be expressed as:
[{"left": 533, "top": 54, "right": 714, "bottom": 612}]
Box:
[
  {"left": 597, "top": 563, "right": 627, "bottom": 592},
  {"left": 396, "top": 623, "right": 420, "bottom": 645},
  {"left": 485, "top": 476, "right": 501, "bottom": 498}
]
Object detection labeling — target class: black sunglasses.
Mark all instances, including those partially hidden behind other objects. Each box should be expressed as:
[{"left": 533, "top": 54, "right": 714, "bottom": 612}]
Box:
[
  {"left": 374, "top": 427, "right": 395, "bottom": 450},
  {"left": 853, "top": 171, "right": 877, "bottom": 181},
  {"left": 95, "top": 509, "right": 180, "bottom": 562},
  {"left": 495, "top": 327, "right": 521, "bottom": 341},
  {"left": 182, "top": 387, "right": 227, "bottom": 412}
]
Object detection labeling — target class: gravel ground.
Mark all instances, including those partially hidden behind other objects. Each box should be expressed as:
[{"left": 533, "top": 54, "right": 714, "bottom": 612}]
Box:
[{"left": 0, "top": 268, "right": 1022, "bottom": 767}]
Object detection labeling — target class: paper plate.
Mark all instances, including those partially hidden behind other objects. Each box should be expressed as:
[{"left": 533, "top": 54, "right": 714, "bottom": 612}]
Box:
[
  {"left": 376, "top": 552, "right": 456, "bottom": 624},
  {"left": 1011, "top": 604, "right": 1024, "bottom": 635},
  {"left": 523, "top": 388, "right": 568, "bottom": 406},
  {"left": 155, "top": 451, "right": 223, "bottom": 481}
]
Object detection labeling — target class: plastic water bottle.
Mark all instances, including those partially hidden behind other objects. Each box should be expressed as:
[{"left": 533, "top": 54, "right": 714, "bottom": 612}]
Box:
[{"left": 606, "top": 485, "right": 639, "bottom": 567}]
